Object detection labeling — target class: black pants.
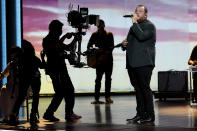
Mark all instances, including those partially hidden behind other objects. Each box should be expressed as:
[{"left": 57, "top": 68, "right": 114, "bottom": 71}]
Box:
[
  {"left": 12, "top": 80, "right": 30, "bottom": 116},
  {"left": 12, "top": 76, "right": 41, "bottom": 116},
  {"left": 45, "top": 67, "right": 75, "bottom": 119},
  {"left": 31, "top": 77, "right": 41, "bottom": 114},
  {"left": 193, "top": 73, "right": 197, "bottom": 100},
  {"left": 127, "top": 65, "right": 154, "bottom": 117},
  {"left": 95, "top": 63, "right": 113, "bottom": 100}
]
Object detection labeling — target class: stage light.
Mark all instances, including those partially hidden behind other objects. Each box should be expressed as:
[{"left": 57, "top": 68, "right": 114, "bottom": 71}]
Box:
[
  {"left": 15, "top": 0, "right": 22, "bottom": 47},
  {"left": 0, "top": 0, "right": 7, "bottom": 85}
]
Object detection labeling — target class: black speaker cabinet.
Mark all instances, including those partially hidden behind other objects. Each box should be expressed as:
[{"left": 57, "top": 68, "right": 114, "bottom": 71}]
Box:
[
  {"left": 158, "top": 71, "right": 188, "bottom": 92},
  {"left": 155, "top": 71, "right": 189, "bottom": 101}
]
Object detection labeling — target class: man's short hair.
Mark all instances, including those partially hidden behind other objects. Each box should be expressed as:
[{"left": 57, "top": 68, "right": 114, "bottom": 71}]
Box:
[
  {"left": 99, "top": 19, "right": 105, "bottom": 25},
  {"left": 136, "top": 5, "right": 148, "bottom": 13},
  {"left": 49, "top": 20, "right": 63, "bottom": 31}
]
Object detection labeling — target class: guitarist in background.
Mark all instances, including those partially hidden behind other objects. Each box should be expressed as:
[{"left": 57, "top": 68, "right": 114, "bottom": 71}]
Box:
[{"left": 87, "top": 19, "right": 114, "bottom": 104}]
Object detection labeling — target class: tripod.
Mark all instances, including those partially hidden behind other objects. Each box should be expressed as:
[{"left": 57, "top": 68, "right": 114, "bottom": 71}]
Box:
[{"left": 68, "top": 27, "right": 86, "bottom": 68}]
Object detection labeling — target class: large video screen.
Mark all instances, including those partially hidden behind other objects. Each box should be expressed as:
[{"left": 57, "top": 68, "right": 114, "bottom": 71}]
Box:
[{"left": 23, "top": 0, "right": 195, "bottom": 94}]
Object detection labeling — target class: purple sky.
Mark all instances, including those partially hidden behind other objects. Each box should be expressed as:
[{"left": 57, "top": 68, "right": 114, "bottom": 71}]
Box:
[{"left": 23, "top": 0, "right": 196, "bottom": 52}]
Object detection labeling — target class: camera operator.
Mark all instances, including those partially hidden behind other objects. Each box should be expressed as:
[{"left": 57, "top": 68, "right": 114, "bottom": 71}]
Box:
[{"left": 42, "top": 20, "right": 81, "bottom": 122}]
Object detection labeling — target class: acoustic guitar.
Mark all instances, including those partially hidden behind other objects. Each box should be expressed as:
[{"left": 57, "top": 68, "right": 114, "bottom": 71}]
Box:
[{"left": 86, "top": 43, "right": 122, "bottom": 68}]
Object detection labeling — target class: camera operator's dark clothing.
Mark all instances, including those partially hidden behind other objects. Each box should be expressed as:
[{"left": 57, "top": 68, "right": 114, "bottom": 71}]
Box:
[
  {"left": 126, "top": 19, "right": 156, "bottom": 119},
  {"left": 42, "top": 34, "right": 75, "bottom": 119},
  {"left": 42, "top": 35, "right": 67, "bottom": 73},
  {"left": 46, "top": 68, "right": 75, "bottom": 119},
  {"left": 87, "top": 30, "right": 114, "bottom": 100},
  {"left": 188, "top": 45, "right": 197, "bottom": 101}
]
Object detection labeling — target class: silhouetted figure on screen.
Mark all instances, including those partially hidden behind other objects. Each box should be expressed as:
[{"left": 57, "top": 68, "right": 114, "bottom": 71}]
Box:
[
  {"left": 87, "top": 19, "right": 114, "bottom": 104},
  {"left": 42, "top": 20, "right": 81, "bottom": 122},
  {"left": 188, "top": 45, "right": 197, "bottom": 102},
  {"left": 122, "top": 5, "right": 156, "bottom": 124}
]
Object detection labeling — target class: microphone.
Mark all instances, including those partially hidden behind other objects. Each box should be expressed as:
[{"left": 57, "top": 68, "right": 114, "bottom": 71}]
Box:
[{"left": 123, "top": 14, "right": 133, "bottom": 18}]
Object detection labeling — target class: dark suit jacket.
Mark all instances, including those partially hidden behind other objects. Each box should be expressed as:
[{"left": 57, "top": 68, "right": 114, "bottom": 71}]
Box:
[{"left": 126, "top": 19, "right": 156, "bottom": 68}]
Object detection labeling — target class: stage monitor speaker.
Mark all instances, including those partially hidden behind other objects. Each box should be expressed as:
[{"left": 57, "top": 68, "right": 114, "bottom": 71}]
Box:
[{"left": 158, "top": 71, "right": 188, "bottom": 92}]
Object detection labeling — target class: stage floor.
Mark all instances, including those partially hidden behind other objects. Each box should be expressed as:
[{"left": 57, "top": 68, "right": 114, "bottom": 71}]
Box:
[{"left": 0, "top": 95, "right": 197, "bottom": 130}]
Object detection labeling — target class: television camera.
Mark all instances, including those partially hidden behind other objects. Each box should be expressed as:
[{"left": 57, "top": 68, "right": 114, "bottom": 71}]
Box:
[
  {"left": 67, "top": 6, "right": 99, "bottom": 29},
  {"left": 66, "top": 5, "right": 99, "bottom": 67}
]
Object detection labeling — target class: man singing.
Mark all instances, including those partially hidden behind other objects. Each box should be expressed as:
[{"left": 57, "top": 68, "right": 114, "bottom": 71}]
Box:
[{"left": 122, "top": 5, "right": 156, "bottom": 123}]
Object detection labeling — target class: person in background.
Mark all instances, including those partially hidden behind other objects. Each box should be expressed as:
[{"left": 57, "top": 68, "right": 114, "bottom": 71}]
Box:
[
  {"left": 188, "top": 45, "right": 197, "bottom": 102},
  {"left": 21, "top": 40, "right": 43, "bottom": 124},
  {"left": 87, "top": 19, "right": 114, "bottom": 104},
  {"left": 122, "top": 5, "right": 156, "bottom": 124},
  {"left": 7, "top": 40, "right": 44, "bottom": 125},
  {"left": 0, "top": 46, "right": 22, "bottom": 123}
]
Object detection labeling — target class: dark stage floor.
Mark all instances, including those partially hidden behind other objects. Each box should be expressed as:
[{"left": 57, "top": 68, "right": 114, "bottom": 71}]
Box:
[{"left": 0, "top": 95, "right": 197, "bottom": 130}]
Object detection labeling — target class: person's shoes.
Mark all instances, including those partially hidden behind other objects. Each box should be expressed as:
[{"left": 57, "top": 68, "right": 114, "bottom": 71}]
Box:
[
  {"left": 105, "top": 98, "right": 113, "bottom": 104},
  {"left": 1, "top": 118, "right": 9, "bottom": 123},
  {"left": 91, "top": 100, "right": 105, "bottom": 104},
  {"left": 43, "top": 113, "right": 59, "bottom": 122},
  {"left": 66, "top": 117, "right": 75, "bottom": 123},
  {"left": 138, "top": 116, "right": 155, "bottom": 124},
  {"left": 8, "top": 119, "right": 19, "bottom": 126},
  {"left": 126, "top": 115, "right": 141, "bottom": 122},
  {"left": 30, "top": 113, "right": 40, "bottom": 124},
  {"left": 7, "top": 115, "right": 19, "bottom": 126},
  {"left": 71, "top": 113, "right": 82, "bottom": 119}
]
